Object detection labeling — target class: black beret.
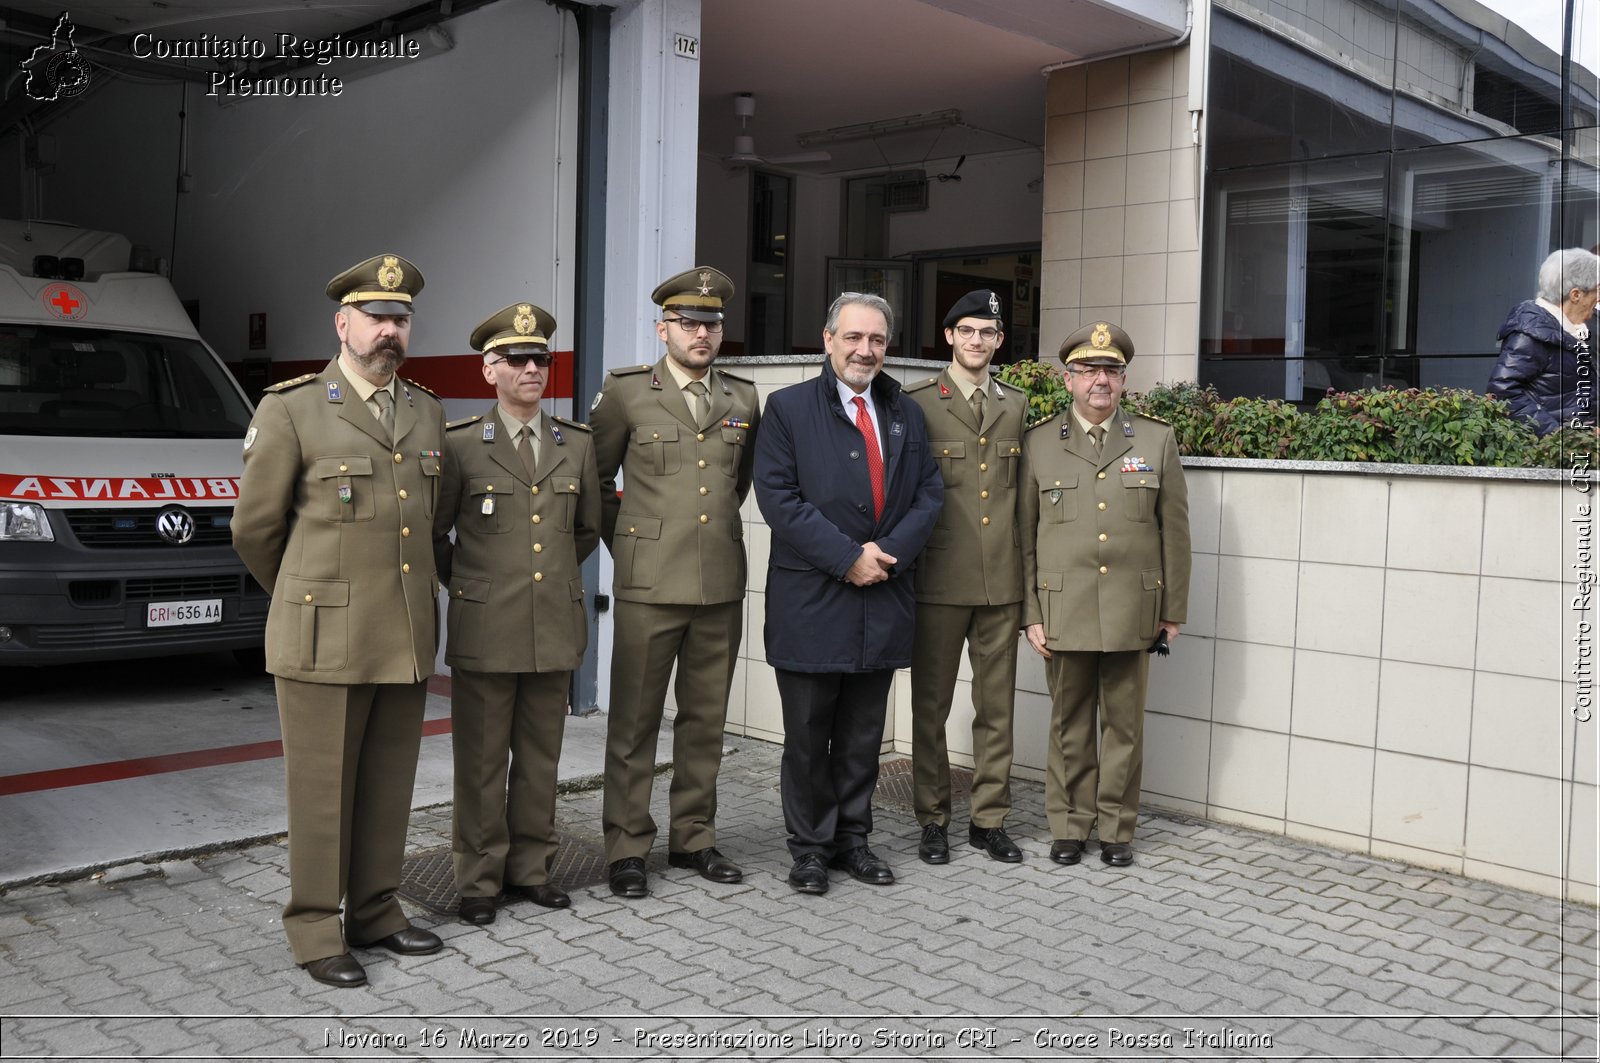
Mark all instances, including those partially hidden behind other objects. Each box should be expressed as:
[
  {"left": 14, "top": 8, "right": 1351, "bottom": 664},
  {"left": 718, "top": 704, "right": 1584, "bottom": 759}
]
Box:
[{"left": 942, "top": 289, "right": 1004, "bottom": 329}]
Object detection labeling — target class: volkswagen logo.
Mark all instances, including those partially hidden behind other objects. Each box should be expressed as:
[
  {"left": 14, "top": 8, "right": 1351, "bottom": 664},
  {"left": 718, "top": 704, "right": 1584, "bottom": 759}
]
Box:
[{"left": 155, "top": 506, "right": 195, "bottom": 545}]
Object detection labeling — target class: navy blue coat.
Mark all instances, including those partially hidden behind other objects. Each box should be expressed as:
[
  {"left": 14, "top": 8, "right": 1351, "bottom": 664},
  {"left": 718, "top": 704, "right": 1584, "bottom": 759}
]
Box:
[
  {"left": 755, "top": 361, "right": 943, "bottom": 672},
  {"left": 1487, "top": 300, "right": 1596, "bottom": 436}
]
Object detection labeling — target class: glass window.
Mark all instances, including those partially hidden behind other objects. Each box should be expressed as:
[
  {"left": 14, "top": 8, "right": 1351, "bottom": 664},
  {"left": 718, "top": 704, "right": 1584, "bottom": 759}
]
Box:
[{"left": 746, "top": 169, "right": 793, "bottom": 357}]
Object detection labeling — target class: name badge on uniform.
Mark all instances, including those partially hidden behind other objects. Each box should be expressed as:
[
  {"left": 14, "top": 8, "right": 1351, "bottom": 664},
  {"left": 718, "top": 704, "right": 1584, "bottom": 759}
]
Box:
[
  {"left": 483, "top": 422, "right": 496, "bottom": 442},
  {"left": 326, "top": 381, "right": 342, "bottom": 402},
  {"left": 481, "top": 496, "right": 495, "bottom": 516},
  {"left": 339, "top": 484, "right": 353, "bottom": 504}
]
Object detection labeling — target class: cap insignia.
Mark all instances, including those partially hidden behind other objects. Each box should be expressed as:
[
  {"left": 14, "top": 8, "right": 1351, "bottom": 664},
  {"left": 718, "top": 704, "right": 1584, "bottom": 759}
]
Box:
[
  {"left": 988, "top": 291, "right": 1000, "bottom": 315},
  {"left": 1091, "top": 323, "right": 1112, "bottom": 350},
  {"left": 377, "top": 256, "right": 404, "bottom": 291},
  {"left": 697, "top": 271, "right": 713, "bottom": 296},
  {"left": 514, "top": 304, "right": 536, "bottom": 335}
]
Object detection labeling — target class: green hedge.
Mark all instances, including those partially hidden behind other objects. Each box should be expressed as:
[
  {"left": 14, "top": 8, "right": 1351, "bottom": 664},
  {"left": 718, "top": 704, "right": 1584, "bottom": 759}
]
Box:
[{"left": 993, "top": 365, "right": 1596, "bottom": 471}]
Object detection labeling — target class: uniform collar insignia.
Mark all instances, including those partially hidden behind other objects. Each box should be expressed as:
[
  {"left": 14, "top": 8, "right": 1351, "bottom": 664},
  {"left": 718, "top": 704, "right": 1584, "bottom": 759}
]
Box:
[
  {"left": 483, "top": 422, "right": 496, "bottom": 442},
  {"left": 326, "top": 381, "right": 342, "bottom": 401}
]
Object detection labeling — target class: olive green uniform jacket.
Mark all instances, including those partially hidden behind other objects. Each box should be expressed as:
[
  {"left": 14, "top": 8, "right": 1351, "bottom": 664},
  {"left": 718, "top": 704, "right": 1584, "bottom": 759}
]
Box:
[
  {"left": 233, "top": 359, "right": 446, "bottom": 682},
  {"left": 1019, "top": 406, "right": 1190, "bottom": 649},
  {"left": 589, "top": 357, "right": 760, "bottom": 602},
  {"left": 434, "top": 407, "right": 601, "bottom": 672}
]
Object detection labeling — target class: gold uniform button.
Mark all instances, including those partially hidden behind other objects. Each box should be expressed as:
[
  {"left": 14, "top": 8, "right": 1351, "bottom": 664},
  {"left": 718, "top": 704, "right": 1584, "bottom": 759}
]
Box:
[
  {"left": 1098, "top": 472, "right": 1107, "bottom": 480},
  {"left": 487, "top": 484, "right": 495, "bottom": 492},
  {"left": 979, "top": 436, "right": 987, "bottom": 445},
  {"left": 980, "top": 490, "right": 989, "bottom": 499},
  {"left": 398, "top": 489, "right": 408, "bottom": 499},
  {"left": 401, "top": 527, "right": 410, "bottom": 537},
  {"left": 1054, "top": 480, "right": 1062, "bottom": 487},
  {"left": 1098, "top": 533, "right": 1108, "bottom": 542},
  {"left": 568, "top": 483, "right": 576, "bottom": 490},
  {"left": 629, "top": 526, "right": 636, "bottom": 533},
  {"left": 1099, "top": 565, "right": 1108, "bottom": 575},
  {"left": 402, "top": 563, "right": 411, "bottom": 573},
  {"left": 699, "top": 486, "right": 709, "bottom": 495},
  {"left": 697, "top": 459, "right": 707, "bottom": 468},
  {"left": 697, "top": 432, "right": 706, "bottom": 442},
  {"left": 534, "top": 543, "right": 543, "bottom": 553},
  {"left": 699, "top": 514, "right": 709, "bottom": 524},
  {"left": 980, "top": 462, "right": 988, "bottom": 471},
  {"left": 1139, "top": 478, "right": 1148, "bottom": 485},
  {"left": 393, "top": 453, "right": 403, "bottom": 464},
  {"left": 534, "top": 572, "right": 543, "bottom": 582},
  {"left": 1156, "top": 580, "right": 1163, "bottom": 587},
  {"left": 1098, "top": 502, "right": 1107, "bottom": 511},
  {"left": 942, "top": 448, "right": 950, "bottom": 456},
  {"left": 532, "top": 515, "right": 541, "bottom": 524},
  {"left": 981, "top": 516, "right": 991, "bottom": 526},
  {"left": 338, "top": 464, "right": 348, "bottom": 473},
  {"left": 454, "top": 590, "right": 463, "bottom": 598},
  {"left": 531, "top": 485, "right": 540, "bottom": 495},
  {"left": 304, "top": 594, "right": 313, "bottom": 603},
  {"left": 652, "top": 432, "right": 660, "bottom": 440}
]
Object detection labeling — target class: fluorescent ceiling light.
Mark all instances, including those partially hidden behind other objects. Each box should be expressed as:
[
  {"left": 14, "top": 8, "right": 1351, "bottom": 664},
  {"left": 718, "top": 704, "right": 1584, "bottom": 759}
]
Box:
[{"left": 796, "top": 108, "right": 961, "bottom": 147}]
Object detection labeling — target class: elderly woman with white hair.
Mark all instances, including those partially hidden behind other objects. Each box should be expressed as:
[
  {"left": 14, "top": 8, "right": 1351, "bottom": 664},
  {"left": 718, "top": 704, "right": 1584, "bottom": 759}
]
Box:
[{"left": 1487, "top": 247, "right": 1600, "bottom": 436}]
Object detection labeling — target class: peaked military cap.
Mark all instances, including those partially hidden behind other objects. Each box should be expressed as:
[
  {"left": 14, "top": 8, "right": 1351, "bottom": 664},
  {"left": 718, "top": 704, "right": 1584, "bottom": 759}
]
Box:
[
  {"left": 326, "top": 253, "right": 423, "bottom": 316},
  {"left": 1059, "top": 320, "right": 1135, "bottom": 366},
  {"left": 652, "top": 266, "right": 734, "bottom": 322},
  {"left": 943, "top": 288, "right": 1005, "bottom": 328},
  {"left": 471, "top": 302, "right": 556, "bottom": 353}
]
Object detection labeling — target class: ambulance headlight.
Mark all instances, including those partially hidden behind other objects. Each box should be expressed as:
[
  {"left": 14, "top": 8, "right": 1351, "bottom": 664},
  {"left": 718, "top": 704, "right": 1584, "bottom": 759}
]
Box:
[{"left": 0, "top": 503, "right": 53, "bottom": 541}]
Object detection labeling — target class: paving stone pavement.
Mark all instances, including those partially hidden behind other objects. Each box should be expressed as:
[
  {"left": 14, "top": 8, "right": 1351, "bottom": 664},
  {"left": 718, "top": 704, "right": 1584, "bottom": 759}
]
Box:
[{"left": 1, "top": 739, "right": 1596, "bottom": 1061}]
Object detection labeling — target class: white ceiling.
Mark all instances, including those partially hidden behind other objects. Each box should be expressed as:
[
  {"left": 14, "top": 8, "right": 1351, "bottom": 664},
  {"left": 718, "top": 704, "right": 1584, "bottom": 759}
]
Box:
[{"left": 0, "top": 0, "right": 1188, "bottom": 174}]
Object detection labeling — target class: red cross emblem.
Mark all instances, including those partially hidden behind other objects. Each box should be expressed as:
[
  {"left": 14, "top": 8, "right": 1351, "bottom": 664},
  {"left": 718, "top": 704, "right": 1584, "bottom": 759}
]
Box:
[{"left": 42, "top": 283, "right": 87, "bottom": 320}]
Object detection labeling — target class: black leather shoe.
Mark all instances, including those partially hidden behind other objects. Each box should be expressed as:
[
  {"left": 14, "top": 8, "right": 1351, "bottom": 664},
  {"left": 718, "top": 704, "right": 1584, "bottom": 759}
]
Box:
[
  {"left": 507, "top": 882, "right": 571, "bottom": 909},
  {"left": 301, "top": 953, "right": 367, "bottom": 987},
  {"left": 1049, "top": 839, "right": 1085, "bottom": 866},
  {"left": 969, "top": 824, "right": 1023, "bottom": 863},
  {"left": 829, "top": 846, "right": 895, "bottom": 885},
  {"left": 608, "top": 857, "right": 648, "bottom": 898},
  {"left": 787, "top": 853, "right": 829, "bottom": 894},
  {"left": 1100, "top": 842, "right": 1133, "bottom": 867},
  {"left": 918, "top": 823, "right": 950, "bottom": 865},
  {"left": 361, "top": 926, "right": 444, "bottom": 955},
  {"left": 457, "top": 896, "right": 497, "bottom": 925},
  {"left": 668, "top": 847, "right": 744, "bottom": 883}
]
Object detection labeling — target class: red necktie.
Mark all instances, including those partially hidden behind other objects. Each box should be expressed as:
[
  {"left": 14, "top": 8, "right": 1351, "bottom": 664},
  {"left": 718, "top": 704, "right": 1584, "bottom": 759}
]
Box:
[{"left": 852, "top": 395, "right": 885, "bottom": 520}]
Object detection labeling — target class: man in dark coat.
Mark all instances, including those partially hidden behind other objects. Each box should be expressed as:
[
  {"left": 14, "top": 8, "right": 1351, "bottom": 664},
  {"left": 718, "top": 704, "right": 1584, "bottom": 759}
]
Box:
[{"left": 753, "top": 292, "right": 943, "bottom": 895}]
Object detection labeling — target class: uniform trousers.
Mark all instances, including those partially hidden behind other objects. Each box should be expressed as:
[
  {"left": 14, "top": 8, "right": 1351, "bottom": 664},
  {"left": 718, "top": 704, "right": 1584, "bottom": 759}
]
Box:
[
  {"left": 450, "top": 667, "right": 569, "bottom": 899},
  {"left": 1043, "top": 649, "right": 1150, "bottom": 844},
  {"left": 775, "top": 667, "right": 895, "bottom": 859},
  {"left": 603, "top": 599, "right": 742, "bottom": 860},
  {"left": 276, "top": 677, "right": 425, "bottom": 964},
  {"left": 910, "top": 600, "right": 1022, "bottom": 830}
]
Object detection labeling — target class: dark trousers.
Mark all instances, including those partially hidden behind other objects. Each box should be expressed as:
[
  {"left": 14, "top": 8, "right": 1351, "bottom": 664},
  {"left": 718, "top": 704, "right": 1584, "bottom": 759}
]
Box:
[{"left": 775, "top": 667, "right": 894, "bottom": 860}]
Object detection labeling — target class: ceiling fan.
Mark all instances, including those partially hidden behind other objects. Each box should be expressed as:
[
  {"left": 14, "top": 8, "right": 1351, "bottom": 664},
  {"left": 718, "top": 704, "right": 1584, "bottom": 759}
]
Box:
[{"left": 724, "top": 92, "right": 832, "bottom": 168}]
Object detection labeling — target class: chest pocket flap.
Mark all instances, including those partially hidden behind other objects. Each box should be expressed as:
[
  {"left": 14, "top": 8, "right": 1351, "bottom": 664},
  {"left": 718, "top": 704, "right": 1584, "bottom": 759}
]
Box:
[
  {"left": 933, "top": 440, "right": 966, "bottom": 460},
  {"left": 634, "top": 424, "right": 679, "bottom": 444},
  {"left": 314, "top": 455, "right": 373, "bottom": 479}
]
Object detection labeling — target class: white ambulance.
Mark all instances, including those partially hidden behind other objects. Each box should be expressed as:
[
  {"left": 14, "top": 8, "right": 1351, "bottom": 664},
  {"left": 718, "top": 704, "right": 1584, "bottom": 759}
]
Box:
[{"left": 0, "top": 219, "right": 265, "bottom": 665}]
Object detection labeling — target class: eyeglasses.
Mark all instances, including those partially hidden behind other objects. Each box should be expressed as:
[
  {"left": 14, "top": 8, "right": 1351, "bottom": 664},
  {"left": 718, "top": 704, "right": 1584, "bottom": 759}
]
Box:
[
  {"left": 663, "top": 316, "right": 724, "bottom": 335},
  {"left": 952, "top": 325, "right": 1000, "bottom": 342},
  {"left": 1066, "top": 365, "right": 1126, "bottom": 380},
  {"left": 491, "top": 352, "right": 553, "bottom": 368}
]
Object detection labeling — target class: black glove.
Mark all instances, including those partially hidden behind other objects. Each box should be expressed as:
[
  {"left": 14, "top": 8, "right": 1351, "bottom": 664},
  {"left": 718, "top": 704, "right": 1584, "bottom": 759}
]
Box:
[{"left": 1148, "top": 629, "right": 1170, "bottom": 656}]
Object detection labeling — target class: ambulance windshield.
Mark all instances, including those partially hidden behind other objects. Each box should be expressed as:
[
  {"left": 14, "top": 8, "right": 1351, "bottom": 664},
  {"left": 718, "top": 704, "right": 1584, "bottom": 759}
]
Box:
[{"left": 0, "top": 325, "right": 252, "bottom": 437}]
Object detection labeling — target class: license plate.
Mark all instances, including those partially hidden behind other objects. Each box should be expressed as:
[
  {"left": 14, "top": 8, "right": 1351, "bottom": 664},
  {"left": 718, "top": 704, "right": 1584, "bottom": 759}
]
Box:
[{"left": 146, "top": 598, "right": 224, "bottom": 627}]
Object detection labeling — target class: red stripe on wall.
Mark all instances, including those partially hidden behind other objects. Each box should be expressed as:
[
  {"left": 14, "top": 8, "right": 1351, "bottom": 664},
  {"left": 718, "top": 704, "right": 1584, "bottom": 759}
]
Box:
[
  {"left": 0, "top": 717, "right": 456, "bottom": 796},
  {"left": 229, "top": 352, "right": 576, "bottom": 401}
]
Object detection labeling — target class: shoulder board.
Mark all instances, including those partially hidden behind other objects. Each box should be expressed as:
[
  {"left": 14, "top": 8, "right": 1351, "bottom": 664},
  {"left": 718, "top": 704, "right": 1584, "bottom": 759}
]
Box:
[
  {"left": 402, "top": 377, "right": 440, "bottom": 399},
  {"left": 904, "top": 376, "right": 939, "bottom": 393},
  {"left": 1026, "top": 413, "right": 1060, "bottom": 432},
  {"left": 445, "top": 415, "right": 483, "bottom": 431},
  {"left": 994, "top": 378, "right": 1028, "bottom": 396},
  {"left": 1136, "top": 412, "right": 1171, "bottom": 426},
  {"left": 610, "top": 364, "right": 652, "bottom": 377},
  {"left": 264, "top": 373, "right": 317, "bottom": 393},
  {"left": 716, "top": 368, "right": 755, "bottom": 386},
  {"left": 551, "top": 415, "right": 592, "bottom": 433}
]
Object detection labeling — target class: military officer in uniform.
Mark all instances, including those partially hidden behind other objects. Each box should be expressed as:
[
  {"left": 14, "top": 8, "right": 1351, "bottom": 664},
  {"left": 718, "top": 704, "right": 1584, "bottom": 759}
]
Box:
[
  {"left": 233, "top": 254, "right": 447, "bottom": 987},
  {"left": 434, "top": 302, "right": 600, "bottom": 926},
  {"left": 904, "top": 289, "right": 1028, "bottom": 866},
  {"left": 1019, "top": 321, "right": 1190, "bottom": 869},
  {"left": 589, "top": 266, "right": 761, "bottom": 898}
]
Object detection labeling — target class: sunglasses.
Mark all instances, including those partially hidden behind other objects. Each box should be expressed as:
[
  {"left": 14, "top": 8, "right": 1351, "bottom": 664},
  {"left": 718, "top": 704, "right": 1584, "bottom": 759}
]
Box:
[{"left": 491, "top": 352, "right": 553, "bottom": 368}]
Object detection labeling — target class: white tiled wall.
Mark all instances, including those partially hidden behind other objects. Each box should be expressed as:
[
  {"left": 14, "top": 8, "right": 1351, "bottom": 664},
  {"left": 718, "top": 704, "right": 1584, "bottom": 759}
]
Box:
[{"left": 719, "top": 360, "right": 1591, "bottom": 902}]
